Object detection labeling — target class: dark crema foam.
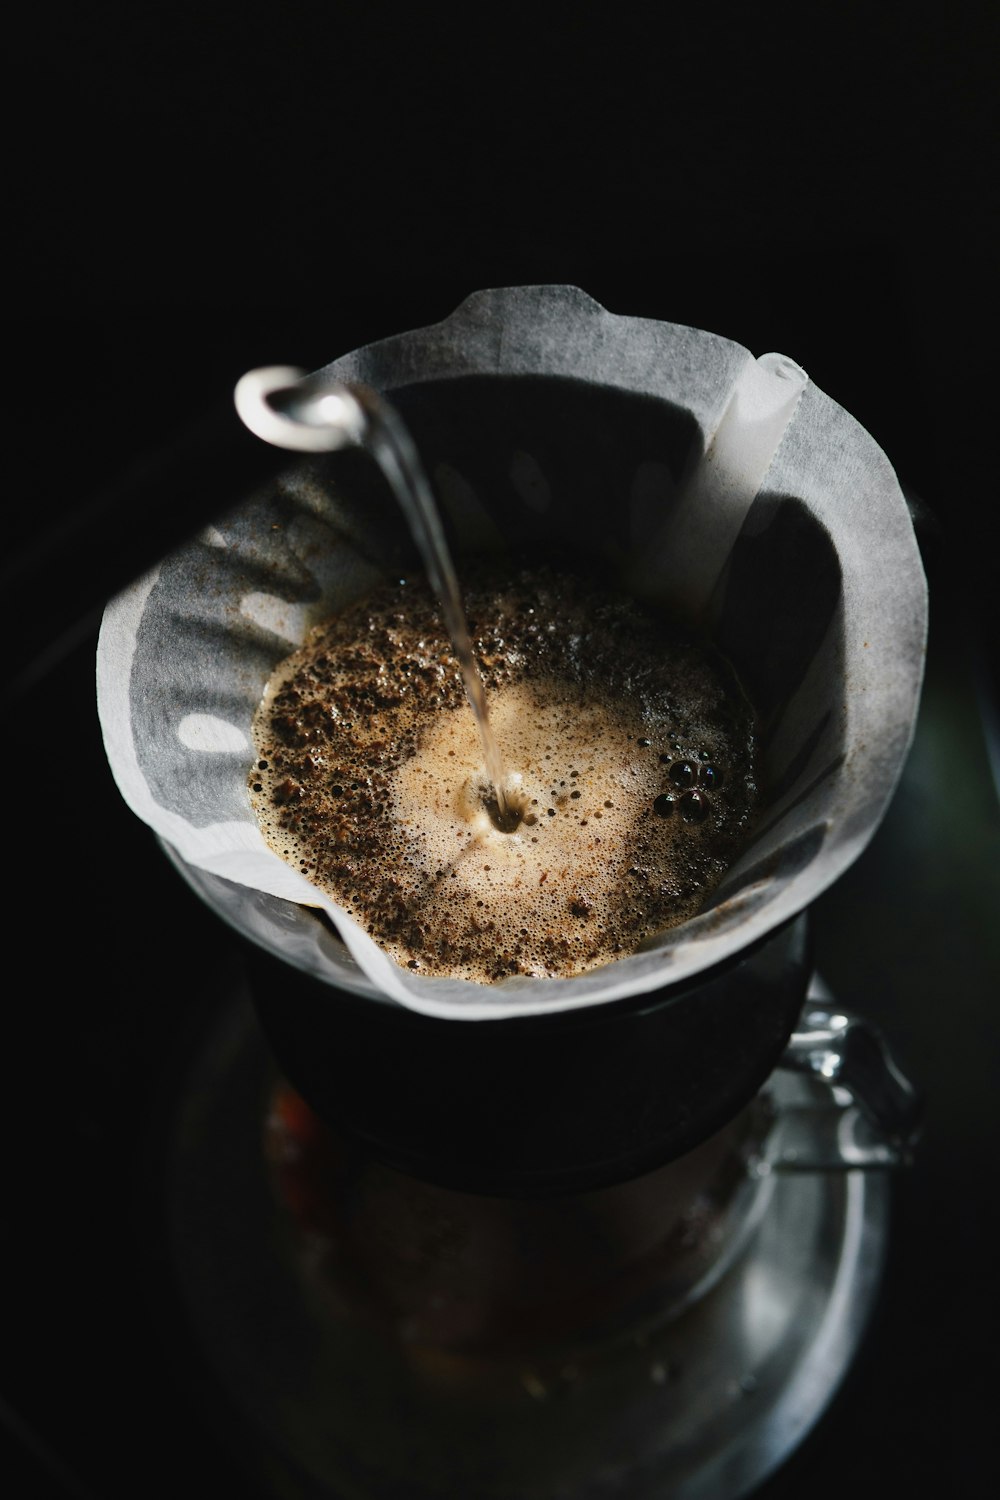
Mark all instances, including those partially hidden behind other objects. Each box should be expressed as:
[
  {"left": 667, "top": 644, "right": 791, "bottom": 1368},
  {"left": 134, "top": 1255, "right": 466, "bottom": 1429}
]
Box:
[{"left": 248, "top": 563, "right": 761, "bottom": 984}]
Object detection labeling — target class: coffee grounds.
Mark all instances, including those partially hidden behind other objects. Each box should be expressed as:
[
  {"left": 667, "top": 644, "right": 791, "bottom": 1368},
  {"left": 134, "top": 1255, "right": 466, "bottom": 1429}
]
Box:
[{"left": 249, "top": 562, "right": 760, "bottom": 984}]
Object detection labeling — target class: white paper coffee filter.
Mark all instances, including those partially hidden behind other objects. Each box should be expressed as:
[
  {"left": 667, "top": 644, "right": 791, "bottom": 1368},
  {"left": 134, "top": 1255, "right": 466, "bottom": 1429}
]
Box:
[{"left": 97, "top": 285, "right": 927, "bottom": 1020}]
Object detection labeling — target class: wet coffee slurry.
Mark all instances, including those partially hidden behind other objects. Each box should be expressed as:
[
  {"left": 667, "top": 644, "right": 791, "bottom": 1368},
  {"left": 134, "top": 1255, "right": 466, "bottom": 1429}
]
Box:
[{"left": 248, "top": 564, "right": 761, "bottom": 984}]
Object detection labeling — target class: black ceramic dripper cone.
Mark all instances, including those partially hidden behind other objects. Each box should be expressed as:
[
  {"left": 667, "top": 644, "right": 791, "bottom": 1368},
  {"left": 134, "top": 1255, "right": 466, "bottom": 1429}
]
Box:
[{"left": 246, "top": 915, "right": 812, "bottom": 1197}]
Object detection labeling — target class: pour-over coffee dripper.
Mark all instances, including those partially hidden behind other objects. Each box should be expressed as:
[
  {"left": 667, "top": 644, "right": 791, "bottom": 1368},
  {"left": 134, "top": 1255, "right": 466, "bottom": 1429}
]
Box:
[{"left": 97, "top": 285, "right": 928, "bottom": 1498}]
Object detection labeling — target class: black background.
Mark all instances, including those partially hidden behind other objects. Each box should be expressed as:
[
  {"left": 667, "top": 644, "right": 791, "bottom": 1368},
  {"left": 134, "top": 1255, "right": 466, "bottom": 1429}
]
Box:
[{"left": 2, "top": 6, "right": 998, "bottom": 1498}]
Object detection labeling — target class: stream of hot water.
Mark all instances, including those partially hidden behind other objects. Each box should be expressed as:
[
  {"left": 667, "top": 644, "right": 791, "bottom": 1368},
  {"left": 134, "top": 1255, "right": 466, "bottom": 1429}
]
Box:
[
  {"left": 261, "top": 375, "right": 518, "bottom": 828},
  {"left": 355, "top": 389, "right": 520, "bottom": 829}
]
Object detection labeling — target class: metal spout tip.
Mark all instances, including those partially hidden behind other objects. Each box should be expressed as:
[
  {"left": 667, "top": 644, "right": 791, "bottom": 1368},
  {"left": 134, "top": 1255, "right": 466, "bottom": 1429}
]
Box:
[{"left": 234, "top": 365, "right": 368, "bottom": 453}]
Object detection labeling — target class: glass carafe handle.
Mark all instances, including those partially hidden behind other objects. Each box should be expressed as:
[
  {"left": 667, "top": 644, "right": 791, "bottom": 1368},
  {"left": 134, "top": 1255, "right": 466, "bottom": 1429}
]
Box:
[{"left": 764, "top": 988, "right": 922, "bottom": 1171}]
